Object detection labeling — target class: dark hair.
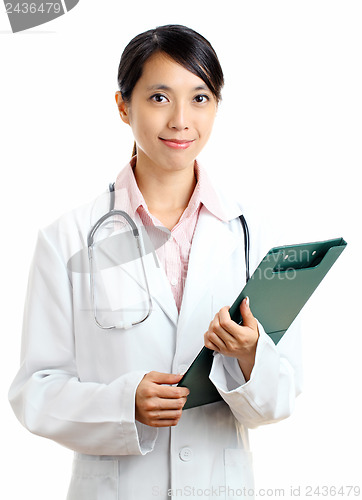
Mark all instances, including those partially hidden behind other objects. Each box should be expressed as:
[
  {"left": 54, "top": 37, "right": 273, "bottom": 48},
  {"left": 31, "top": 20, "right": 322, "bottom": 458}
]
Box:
[
  {"left": 117, "top": 25, "right": 224, "bottom": 157},
  {"left": 118, "top": 24, "right": 224, "bottom": 103}
]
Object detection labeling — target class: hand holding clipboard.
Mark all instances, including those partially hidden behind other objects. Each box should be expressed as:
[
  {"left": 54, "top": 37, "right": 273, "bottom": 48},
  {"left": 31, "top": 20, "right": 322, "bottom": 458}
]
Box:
[{"left": 178, "top": 237, "right": 347, "bottom": 409}]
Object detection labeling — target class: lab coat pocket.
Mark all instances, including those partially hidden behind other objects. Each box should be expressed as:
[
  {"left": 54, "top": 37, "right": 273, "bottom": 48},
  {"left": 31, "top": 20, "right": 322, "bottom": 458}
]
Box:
[
  {"left": 66, "top": 457, "right": 118, "bottom": 500},
  {"left": 224, "top": 448, "right": 255, "bottom": 500}
]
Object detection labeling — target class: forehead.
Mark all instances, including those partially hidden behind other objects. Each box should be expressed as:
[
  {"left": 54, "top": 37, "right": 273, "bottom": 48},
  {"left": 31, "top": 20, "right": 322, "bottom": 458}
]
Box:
[{"left": 135, "top": 52, "right": 208, "bottom": 91}]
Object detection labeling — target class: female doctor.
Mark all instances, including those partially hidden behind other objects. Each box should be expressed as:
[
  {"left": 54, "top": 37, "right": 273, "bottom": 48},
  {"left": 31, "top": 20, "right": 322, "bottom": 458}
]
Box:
[{"left": 9, "top": 25, "right": 302, "bottom": 500}]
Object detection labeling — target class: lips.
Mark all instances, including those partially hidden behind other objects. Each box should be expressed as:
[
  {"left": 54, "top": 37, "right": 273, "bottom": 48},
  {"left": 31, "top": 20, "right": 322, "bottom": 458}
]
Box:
[{"left": 159, "top": 138, "right": 195, "bottom": 150}]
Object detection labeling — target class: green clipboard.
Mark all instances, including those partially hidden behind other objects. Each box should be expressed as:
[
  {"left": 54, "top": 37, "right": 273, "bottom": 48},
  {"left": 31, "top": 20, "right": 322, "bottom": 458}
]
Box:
[{"left": 178, "top": 237, "right": 347, "bottom": 410}]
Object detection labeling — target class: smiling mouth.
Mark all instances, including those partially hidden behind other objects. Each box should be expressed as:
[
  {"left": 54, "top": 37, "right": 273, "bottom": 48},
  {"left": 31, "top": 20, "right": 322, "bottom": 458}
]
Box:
[{"left": 159, "top": 138, "right": 195, "bottom": 150}]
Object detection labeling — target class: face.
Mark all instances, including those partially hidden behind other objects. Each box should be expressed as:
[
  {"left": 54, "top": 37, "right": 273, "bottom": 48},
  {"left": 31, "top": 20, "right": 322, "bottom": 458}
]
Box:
[{"left": 115, "top": 52, "right": 218, "bottom": 173}]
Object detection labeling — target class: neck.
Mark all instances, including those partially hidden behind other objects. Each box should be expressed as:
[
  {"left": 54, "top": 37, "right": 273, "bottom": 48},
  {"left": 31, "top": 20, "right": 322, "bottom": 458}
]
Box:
[{"left": 133, "top": 153, "right": 197, "bottom": 214}]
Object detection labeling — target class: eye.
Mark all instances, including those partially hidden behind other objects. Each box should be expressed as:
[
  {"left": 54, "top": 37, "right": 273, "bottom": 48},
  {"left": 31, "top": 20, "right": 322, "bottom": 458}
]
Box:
[
  {"left": 150, "top": 93, "right": 169, "bottom": 103},
  {"left": 193, "top": 94, "right": 210, "bottom": 104}
]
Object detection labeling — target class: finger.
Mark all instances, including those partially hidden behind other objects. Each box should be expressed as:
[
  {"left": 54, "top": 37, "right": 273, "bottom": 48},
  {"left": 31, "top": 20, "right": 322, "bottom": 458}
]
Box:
[
  {"left": 208, "top": 309, "right": 235, "bottom": 345},
  {"left": 154, "top": 409, "right": 183, "bottom": 419},
  {"left": 148, "top": 415, "right": 183, "bottom": 427},
  {"left": 204, "top": 333, "right": 220, "bottom": 352},
  {"left": 142, "top": 406, "right": 183, "bottom": 426},
  {"left": 145, "top": 402, "right": 187, "bottom": 426},
  {"left": 156, "top": 385, "right": 190, "bottom": 399},
  {"left": 150, "top": 395, "right": 188, "bottom": 411},
  {"left": 146, "top": 371, "right": 184, "bottom": 385},
  {"left": 239, "top": 297, "right": 258, "bottom": 328},
  {"left": 217, "top": 307, "right": 240, "bottom": 339},
  {"left": 204, "top": 328, "right": 226, "bottom": 352}
]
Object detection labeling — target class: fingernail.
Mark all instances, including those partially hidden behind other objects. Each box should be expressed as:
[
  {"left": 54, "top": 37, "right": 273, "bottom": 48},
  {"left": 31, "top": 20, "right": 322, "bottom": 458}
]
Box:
[{"left": 245, "top": 296, "right": 250, "bottom": 308}]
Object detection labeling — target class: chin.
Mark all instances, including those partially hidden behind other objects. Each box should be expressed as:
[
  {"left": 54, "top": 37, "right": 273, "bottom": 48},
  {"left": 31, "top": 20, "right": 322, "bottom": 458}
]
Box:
[
  {"left": 163, "top": 151, "right": 199, "bottom": 169},
  {"left": 164, "top": 158, "right": 196, "bottom": 172},
  {"left": 138, "top": 148, "right": 198, "bottom": 172}
]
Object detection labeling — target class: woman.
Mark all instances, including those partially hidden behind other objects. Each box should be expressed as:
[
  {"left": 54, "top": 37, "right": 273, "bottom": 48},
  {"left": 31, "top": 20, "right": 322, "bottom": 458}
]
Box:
[{"left": 9, "top": 25, "right": 302, "bottom": 499}]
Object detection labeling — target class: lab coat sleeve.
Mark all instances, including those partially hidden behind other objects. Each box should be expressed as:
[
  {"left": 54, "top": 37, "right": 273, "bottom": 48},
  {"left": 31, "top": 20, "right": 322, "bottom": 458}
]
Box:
[
  {"left": 8, "top": 229, "right": 158, "bottom": 456},
  {"left": 209, "top": 318, "right": 303, "bottom": 428}
]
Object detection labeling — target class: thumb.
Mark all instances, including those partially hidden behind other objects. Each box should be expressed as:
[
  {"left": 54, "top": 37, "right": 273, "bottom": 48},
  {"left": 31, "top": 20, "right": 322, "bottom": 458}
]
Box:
[{"left": 239, "top": 297, "right": 257, "bottom": 328}]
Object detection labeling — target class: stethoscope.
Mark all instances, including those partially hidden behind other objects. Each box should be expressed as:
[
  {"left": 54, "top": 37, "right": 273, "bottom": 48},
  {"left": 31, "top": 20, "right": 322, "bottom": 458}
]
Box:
[
  {"left": 87, "top": 183, "right": 153, "bottom": 330},
  {"left": 87, "top": 183, "right": 250, "bottom": 330}
]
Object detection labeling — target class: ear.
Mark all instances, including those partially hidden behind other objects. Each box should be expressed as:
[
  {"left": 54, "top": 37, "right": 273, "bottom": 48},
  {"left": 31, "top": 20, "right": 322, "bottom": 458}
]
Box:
[{"left": 115, "top": 91, "right": 131, "bottom": 125}]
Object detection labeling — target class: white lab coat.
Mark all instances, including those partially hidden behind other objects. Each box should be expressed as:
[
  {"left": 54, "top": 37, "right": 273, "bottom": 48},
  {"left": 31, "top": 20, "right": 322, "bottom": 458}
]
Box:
[{"left": 9, "top": 172, "right": 302, "bottom": 500}]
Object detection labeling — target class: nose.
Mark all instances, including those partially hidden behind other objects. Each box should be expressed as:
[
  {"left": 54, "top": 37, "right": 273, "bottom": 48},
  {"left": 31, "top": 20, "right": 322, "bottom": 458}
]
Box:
[{"left": 168, "top": 103, "right": 189, "bottom": 131}]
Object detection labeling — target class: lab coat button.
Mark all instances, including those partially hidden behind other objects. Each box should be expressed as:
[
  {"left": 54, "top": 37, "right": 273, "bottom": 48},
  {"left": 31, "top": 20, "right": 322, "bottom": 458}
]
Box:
[
  {"left": 171, "top": 278, "right": 178, "bottom": 286},
  {"left": 179, "top": 447, "right": 193, "bottom": 462}
]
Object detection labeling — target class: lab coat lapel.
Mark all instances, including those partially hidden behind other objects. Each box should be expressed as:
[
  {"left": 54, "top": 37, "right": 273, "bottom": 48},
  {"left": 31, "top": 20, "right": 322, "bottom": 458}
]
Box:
[
  {"left": 177, "top": 207, "right": 239, "bottom": 333},
  {"left": 141, "top": 232, "right": 179, "bottom": 327}
]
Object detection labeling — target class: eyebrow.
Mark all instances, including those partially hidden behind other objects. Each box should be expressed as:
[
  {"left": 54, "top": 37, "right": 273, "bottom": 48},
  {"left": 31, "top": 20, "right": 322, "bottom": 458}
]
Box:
[{"left": 146, "top": 84, "right": 210, "bottom": 92}]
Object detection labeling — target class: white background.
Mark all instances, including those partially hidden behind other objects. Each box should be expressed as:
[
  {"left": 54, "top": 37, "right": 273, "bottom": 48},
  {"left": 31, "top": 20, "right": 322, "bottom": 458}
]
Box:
[{"left": 0, "top": 1, "right": 361, "bottom": 498}]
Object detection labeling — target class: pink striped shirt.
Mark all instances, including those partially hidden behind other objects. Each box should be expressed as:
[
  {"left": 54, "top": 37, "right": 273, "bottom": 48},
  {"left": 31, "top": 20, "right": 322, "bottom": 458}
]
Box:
[{"left": 114, "top": 157, "right": 227, "bottom": 312}]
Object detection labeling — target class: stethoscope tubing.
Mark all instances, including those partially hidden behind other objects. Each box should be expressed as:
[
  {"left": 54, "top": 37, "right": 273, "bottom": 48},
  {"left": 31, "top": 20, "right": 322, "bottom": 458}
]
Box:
[
  {"left": 87, "top": 184, "right": 153, "bottom": 329},
  {"left": 109, "top": 183, "right": 250, "bottom": 282},
  {"left": 87, "top": 183, "right": 250, "bottom": 329}
]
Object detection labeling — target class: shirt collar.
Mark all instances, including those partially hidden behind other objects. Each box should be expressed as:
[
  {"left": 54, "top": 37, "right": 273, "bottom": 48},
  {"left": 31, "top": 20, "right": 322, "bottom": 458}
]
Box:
[
  {"left": 114, "top": 156, "right": 147, "bottom": 216},
  {"left": 191, "top": 160, "right": 228, "bottom": 222},
  {"left": 114, "top": 157, "right": 230, "bottom": 222}
]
